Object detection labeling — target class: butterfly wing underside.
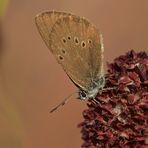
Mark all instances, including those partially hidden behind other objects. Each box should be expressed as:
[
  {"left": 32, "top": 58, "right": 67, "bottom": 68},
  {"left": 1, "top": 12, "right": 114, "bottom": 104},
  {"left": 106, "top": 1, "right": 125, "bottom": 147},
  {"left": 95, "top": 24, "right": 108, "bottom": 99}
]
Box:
[{"left": 35, "top": 11, "right": 104, "bottom": 91}]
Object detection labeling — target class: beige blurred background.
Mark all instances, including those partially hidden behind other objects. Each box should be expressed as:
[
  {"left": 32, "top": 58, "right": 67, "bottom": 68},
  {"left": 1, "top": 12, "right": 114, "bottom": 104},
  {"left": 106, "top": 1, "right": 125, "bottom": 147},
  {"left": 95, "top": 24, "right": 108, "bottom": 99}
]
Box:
[{"left": 0, "top": 0, "right": 148, "bottom": 148}]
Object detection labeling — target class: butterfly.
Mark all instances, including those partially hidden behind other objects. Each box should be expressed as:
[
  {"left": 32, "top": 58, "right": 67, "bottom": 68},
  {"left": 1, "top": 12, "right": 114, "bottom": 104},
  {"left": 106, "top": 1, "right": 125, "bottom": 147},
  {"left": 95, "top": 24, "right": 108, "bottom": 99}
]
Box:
[{"left": 35, "top": 11, "right": 105, "bottom": 112}]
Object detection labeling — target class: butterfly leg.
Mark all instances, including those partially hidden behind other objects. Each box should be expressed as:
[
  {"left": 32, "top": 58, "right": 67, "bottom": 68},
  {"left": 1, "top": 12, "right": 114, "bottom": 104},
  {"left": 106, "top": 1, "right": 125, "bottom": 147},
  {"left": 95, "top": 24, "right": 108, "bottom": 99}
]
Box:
[
  {"left": 89, "top": 96, "right": 102, "bottom": 107},
  {"left": 102, "top": 86, "right": 116, "bottom": 91}
]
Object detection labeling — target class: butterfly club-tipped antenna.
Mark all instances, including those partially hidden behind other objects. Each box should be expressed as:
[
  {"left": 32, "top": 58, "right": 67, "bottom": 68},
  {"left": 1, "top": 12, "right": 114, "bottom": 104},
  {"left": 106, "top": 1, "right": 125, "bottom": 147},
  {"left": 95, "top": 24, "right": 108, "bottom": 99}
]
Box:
[{"left": 50, "top": 91, "right": 78, "bottom": 113}]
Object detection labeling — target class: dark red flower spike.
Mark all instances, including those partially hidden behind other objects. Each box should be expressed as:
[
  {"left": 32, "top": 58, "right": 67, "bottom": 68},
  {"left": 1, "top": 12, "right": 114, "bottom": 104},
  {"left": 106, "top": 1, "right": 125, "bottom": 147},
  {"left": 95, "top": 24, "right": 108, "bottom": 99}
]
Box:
[{"left": 78, "top": 50, "right": 148, "bottom": 148}]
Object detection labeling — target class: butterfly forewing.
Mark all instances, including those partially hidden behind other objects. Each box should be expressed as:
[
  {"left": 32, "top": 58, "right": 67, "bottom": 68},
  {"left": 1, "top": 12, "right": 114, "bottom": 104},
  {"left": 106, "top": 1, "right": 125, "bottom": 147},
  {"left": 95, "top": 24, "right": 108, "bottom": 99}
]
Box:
[
  {"left": 35, "top": 11, "right": 104, "bottom": 91},
  {"left": 35, "top": 11, "right": 71, "bottom": 48}
]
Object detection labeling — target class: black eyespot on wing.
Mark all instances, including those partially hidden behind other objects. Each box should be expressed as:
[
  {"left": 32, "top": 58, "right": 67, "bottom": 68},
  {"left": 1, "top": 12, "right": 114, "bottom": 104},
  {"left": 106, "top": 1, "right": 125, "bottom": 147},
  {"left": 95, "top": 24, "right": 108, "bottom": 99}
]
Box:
[
  {"left": 61, "top": 49, "right": 66, "bottom": 54},
  {"left": 74, "top": 37, "right": 79, "bottom": 44},
  {"left": 88, "top": 39, "right": 92, "bottom": 44},
  {"left": 81, "top": 41, "right": 86, "bottom": 48},
  {"left": 62, "top": 38, "right": 66, "bottom": 43},
  {"left": 67, "top": 36, "right": 71, "bottom": 40},
  {"left": 58, "top": 55, "right": 64, "bottom": 60}
]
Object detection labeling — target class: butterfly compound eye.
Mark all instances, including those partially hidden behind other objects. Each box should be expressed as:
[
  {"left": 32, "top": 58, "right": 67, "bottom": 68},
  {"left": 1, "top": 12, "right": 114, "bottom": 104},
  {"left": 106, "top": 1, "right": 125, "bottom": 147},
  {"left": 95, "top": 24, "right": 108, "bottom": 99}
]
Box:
[{"left": 79, "top": 90, "right": 87, "bottom": 100}]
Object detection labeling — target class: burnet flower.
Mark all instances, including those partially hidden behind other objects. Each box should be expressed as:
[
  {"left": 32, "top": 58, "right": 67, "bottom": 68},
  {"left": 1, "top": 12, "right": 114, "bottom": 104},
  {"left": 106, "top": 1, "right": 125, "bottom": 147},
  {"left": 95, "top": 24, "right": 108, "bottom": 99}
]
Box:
[{"left": 78, "top": 50, "right": 148, "bottom": 148}]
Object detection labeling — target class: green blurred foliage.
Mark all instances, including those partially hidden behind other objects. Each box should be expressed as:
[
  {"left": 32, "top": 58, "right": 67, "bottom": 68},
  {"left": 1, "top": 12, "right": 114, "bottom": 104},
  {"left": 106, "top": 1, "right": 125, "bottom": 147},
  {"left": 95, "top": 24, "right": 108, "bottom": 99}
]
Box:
[
  {"left": 0, "top": 0, "right": 9, "bottom": 17},
  {"left": 0, "top": 98, "right": 25, "bottom": 148},
  {"left": 0, "top": 1, "right": 25, "bottom": 147}
]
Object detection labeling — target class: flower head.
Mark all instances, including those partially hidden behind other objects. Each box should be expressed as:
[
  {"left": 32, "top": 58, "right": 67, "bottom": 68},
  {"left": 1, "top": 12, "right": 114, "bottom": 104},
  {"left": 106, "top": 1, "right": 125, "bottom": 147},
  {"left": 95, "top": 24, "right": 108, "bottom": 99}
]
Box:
[{"left": 78, "top": 50, "right": 148, "bottom": 148}]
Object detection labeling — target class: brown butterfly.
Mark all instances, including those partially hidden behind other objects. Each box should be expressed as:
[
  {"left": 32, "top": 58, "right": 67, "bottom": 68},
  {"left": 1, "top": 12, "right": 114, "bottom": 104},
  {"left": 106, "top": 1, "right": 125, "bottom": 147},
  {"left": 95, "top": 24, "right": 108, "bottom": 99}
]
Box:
[{"left": 35, "top": 11, "right": 105, "bottom": 112}]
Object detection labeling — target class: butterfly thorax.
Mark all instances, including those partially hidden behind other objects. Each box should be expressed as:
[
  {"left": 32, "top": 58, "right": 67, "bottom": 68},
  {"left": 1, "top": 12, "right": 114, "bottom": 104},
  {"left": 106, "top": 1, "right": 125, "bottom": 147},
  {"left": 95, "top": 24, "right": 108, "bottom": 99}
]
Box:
[{"left": 79, "top": 76, "right": 105, "bottom": 100}]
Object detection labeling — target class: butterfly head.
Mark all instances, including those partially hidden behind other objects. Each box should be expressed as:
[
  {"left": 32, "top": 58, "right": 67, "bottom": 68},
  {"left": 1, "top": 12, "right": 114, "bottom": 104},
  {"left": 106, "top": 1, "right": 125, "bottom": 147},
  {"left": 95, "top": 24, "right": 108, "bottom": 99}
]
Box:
[
  {"left": 79, "top": 76, "right": 105, "bottom": 100},
  {"left": 79, "top": 88, "right": 99, "bottom": 100}
]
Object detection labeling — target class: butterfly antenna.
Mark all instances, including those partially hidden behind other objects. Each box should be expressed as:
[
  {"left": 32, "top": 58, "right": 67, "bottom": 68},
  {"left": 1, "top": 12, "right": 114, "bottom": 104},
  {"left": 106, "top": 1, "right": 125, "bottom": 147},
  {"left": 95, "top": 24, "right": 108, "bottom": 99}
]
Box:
[{"left": 50, "top": 91, "right": 78, "bottom": 113}]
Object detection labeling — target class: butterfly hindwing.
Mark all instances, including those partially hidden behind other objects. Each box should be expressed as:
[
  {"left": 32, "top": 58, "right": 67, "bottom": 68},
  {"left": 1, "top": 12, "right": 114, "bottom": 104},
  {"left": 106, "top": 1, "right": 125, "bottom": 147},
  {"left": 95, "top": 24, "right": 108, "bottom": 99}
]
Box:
[{"left": 35, "top": 11, "right": 104, "bottom": 91}]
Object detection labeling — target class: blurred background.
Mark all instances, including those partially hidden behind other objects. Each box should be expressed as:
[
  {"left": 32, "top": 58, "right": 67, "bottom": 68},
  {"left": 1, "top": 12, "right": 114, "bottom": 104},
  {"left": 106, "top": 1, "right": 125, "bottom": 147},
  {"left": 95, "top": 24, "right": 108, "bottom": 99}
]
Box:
[{"left": 0, "top": 0, "right": 147, "bottom": 148}]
